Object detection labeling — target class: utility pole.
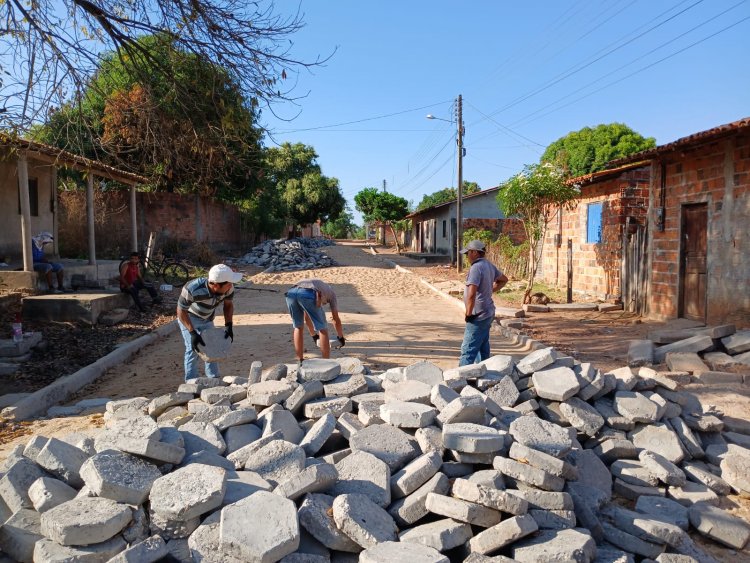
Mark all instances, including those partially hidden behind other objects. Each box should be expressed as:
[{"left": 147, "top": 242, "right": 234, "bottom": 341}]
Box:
[
  {"left": 456, "top": 94, "right": 464, "bottom": 273},
  {"left": 382, "top": 179, "right": 387, "bottom": 192}
]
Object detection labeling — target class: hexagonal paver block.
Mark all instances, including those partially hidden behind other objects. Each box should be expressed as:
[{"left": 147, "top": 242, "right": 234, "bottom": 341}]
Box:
[
  {"left": 332, "top": 493, "right": 399, "bottom": 548},
  {"left": 80, "top": 449, "right": 162, "bottom": 505},
  {"left": 149, "top": 463, "right": 227, "bottom": 521},
  {"left": 41, "top": 497, "right": 133, "bottom": 546}
]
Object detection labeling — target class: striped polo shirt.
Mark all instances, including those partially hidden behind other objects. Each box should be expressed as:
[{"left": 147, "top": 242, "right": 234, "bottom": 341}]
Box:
[{"left": 178, "top": 277, "right": 234, "bottom": 320}]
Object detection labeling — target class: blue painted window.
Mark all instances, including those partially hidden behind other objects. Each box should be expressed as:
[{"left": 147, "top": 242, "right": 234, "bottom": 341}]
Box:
[{"left": 587, "top": 202, "right": 603, "bottom": 243}]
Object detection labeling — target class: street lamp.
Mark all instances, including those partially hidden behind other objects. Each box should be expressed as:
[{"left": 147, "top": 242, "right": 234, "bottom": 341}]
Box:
[{"left": 426, "top": 94, "right": 464, "bottom": 272}]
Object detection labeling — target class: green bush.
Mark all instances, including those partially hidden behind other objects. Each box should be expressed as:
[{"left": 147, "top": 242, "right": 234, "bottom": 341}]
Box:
[{"left": 462, "top": 228, "right": 528, "bottom": 279}]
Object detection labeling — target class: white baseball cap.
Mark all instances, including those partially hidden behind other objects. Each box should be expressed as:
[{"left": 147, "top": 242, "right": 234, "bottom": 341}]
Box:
[
  {"left": 459, "top": 240, "right": 486, "bottom": 254},
  {"left": 208, "top": 264, "right": 243, "bottom": 284}
]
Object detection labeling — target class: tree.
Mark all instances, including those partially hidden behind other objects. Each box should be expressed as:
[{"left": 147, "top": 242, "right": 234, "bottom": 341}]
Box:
[
  {"left": 497, "top": 163, "right": 579, "bottom": 303},
  {"left": 322, "top": 208, "right": 357, "bottom": 239},
  {"left": 541, "top": 123, "right": 656, "bottom": 177},
  {"left": 282, "top": 173, "right": 345, "bottom": 232},
  {"left": 354, "top": 187, "right": 410, "bottom": 252},
  {"left": 1, "top": 1, "right": 327, "bottom": 135},
  {"left": 416, "top": 181, "right": 481, "bottom": 211}
]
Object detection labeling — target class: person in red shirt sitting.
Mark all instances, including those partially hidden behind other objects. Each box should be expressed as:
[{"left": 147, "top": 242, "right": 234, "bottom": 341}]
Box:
[{"left": 120, "top": 252, "right": 162, "bottom": 312}]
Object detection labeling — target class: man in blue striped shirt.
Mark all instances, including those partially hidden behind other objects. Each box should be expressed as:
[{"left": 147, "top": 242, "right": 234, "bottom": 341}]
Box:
[{"left": 177, "top": 264, "right": 242, "bottom": 381}]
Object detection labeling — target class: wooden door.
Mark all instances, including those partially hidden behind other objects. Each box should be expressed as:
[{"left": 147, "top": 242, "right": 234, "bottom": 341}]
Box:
[{"left": 680, "top": 204, "right": 707, "bottom": 322}]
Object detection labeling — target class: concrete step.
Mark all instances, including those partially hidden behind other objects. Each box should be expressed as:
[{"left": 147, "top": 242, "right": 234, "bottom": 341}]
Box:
[{"left": 22, "top": 291, "right": 131, "bottom": 325}]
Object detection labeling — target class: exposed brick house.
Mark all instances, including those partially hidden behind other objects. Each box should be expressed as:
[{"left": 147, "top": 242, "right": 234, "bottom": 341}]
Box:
[{"left": 540, "top": 117, "right": 750, "bottom": 327}]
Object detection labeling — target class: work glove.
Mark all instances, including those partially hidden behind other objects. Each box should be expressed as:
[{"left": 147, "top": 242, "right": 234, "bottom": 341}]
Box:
[
  {"left": 337, "top": 336, "right": 346, "bottom": 348},
  {"left": 312, "top": 333, "right": 320, "bottom": 348},
  {"left": 190, "top": 330, "right": 205, "bottom": 352},
  {"left": 224, "top": 322, "right": 233, "bottom": 342},
  {"left": 465, "top": 314, "right": 479, "bottom": 323}
]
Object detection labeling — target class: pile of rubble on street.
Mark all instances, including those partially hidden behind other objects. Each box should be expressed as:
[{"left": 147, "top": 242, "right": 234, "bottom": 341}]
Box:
[
  {"left": 236, "top": 238, "right": 336, "bottom": 273},
  {"left": 2, "top": 340, "right": 750, "bottom": 563}
]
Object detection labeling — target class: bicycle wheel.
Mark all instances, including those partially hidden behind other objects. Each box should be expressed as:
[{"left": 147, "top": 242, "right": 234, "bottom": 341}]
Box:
[
  {"left": 142, "top": 265, "right": 160, "bottom": 284},
  {"left": 162, "top": 262, "right": 190, "bottom": 287}
]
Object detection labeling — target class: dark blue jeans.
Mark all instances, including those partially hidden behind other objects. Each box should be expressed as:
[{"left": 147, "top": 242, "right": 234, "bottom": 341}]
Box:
[{"left": 459, "top": 315, "right": 494, "bottom": 366}]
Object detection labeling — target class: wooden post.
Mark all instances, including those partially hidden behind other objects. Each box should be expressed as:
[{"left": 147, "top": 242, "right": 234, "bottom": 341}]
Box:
[
  {"left": 18, "top": 152, "right": 33, "bottom": 272},
  {"left": 566, "top": 238, "right": 573, "bottom": 303},
  {"left": 51, "top": 167, "right": 59, "bottom": 257},
  {"left": 130, "top": 185, "right": 138, "bottom": 252},
  {"left": 86, "top": 172, "right": 96, "bottom": 265}
]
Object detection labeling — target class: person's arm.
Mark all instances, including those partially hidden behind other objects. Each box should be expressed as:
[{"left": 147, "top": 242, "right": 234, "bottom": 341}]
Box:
[
  {"left": 493, "top": 273, "right": 509, "bottom": 292},
  {"left": 223, "top": 299, "right": 234, "bottom": 325},
  {"left": 120, "top": 262, "right": 131, "bottom": 289},
  {"left": 176, "top": 306, "right": 193, "bottom": 331},
  {"left": 303, "top": 311, "right": 317, "bottom": 336},
  {"left": 331, "top": 309, "right": 344, "bottom": 339},
  {"left": 465, "top": 284, "right": 478, "bottom": 318}
]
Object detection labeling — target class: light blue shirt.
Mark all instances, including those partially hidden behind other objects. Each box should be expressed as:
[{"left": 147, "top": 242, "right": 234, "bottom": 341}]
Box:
[{"left": 465, "top": 258, "right": 503, "bottom": 321}]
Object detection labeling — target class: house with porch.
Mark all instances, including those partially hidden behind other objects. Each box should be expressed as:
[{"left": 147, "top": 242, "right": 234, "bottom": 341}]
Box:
[{"left": 539, "top": 117, "right": 750, "bottom": 327}]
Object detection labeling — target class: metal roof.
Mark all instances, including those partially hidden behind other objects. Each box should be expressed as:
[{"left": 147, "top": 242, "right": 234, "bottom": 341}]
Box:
[{"left": 406, "top": 186, "right": 500, "bottom": 218}]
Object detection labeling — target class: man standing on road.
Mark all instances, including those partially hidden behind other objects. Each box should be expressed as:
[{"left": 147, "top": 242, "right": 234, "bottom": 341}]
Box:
[
  {"left": 285, "top": 278, "right": 345, "bottom": 364},
  {"left": 177, "top": 264, "right": 242, "bottom": 381},
  {"left": 459, "top": 240, "right": 508, "bottom": 366}
]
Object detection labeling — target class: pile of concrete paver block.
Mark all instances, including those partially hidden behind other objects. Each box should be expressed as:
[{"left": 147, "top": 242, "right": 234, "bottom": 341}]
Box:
[
  {"left": 2, "top": 347, "right": 750, "bottom": 563},
  {"left": 628, "top": 326, "right": 750, "bottom": 382},
  {"left": 236, "top": 238, "right": 336, "bottom": 273}
]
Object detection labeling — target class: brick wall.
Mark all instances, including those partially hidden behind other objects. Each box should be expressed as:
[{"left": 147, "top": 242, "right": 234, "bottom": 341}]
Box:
[
  {"left": 58, "top": 190, "right": 254, "bottom": 258},
  {"left": 462, "top": 218, "right": 526, "bottom": 245},
  {"left": 540, "top": 167, "right": 650, "bottom": 300}
]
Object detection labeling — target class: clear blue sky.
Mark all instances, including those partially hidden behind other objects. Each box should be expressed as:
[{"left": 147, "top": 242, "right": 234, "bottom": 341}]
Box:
[{"left": 262, "top": 0, "right": 750, "bottom": 224}]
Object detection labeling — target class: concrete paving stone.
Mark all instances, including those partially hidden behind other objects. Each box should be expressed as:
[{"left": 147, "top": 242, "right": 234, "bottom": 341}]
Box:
[
  {"left": 105, "top": 396, "right": 150, "bottom": 414},
  {"left": 681, "top": 462, "right": 731, "bottom": 495},
  {"left": 532, "top": 366, "right": 581, "bottom": 401},
  {"left": 443, "top": 422, "right": 504, "bottom": 454},
  {"left": 593, "top": 544, "right": 635, "bottom": 563},
  {"left": 241, "top": 439, "right": 304, "bottom": 485},
  {"left": 444, "top": 363, "right": 487, "bottom": 382},
  {"left": 665, "top": 353, "right": 709, "bottom": 375},
  {"left": 639, "top": 450, "right": 686, "bottom": 487},
  {"left": 179, "top": 421, "right": 226, "bottom": 456},
  {"left": 324, "top": 374, "right": 368, "bottom": 397},
  {"left": 80, "top": 449, "right": 161, "bottom": 505},
  {"left": 415, "top": 426, "right": 445, "bottom": 455},
  {"left": 47, "top": 404, "right": 85, "bottom": 417},
  {"left": 724, "top": 431, "right": 750, "bottom": 450},
  {"left": 508, "top": 415, "right": 574, "bottom": 458},
  {"left": 391, "top": 451, "right": 442, "bottom": 499},
  {"left": 635, "top": 496, "right": 690, "bottom": 530},
  {"left": 566, "top": 449, "right": 613, "bottom": 500},
  {"left": 591, "top": 372, "right": 618, "bottom": 401},
  {"left": 638, "top": 367, "right": 680, "bottom": 391},
  {"left": 425, "top": 492, "right": 502, "bottom": 527},
  {"left": 384, "top": 380, "right": 433, "bottom": 405},
  {"left": 33, "top": 535, "right": 127, "bottom": 563},
  {"left": 661, "top": 401, "right": 683, "bottom": 420},
  {"left": 460, "top": 386, "right": 502, "bottom": 417},
  {"left": 247, "top": 360, "right": 263, "bottom": 383},
  {"left": 667, "top": 417, "right": 704, "bottom": 459},
  {"left": 529, "top": 508, "right": 577, "bottom": 529},
  {"left": 276, "top": 462, "right": 338, "bottom": 501},
  {"left": 602, "top": 522, "right": 665, "bottom": 559},
  {"left": 466, "top": 513, "right": 538, "bottom": 555},
  {"left": 388, "top": 472, "right": 450, "bottom": 527},
  {"left": 150, "top": 509, "right": 199, "bottom": 542},
  {"left": 264, "top": 409, "right": 305, "bottom": 444},
  {"left": 613, "top": 391, "right": 660, "bottom": 423},
  {"left": 163, "top": 538, "right": 193, "bottom": 563},
  {"left": 557, "top": 398, "right": 604, "bottom": 437},
  {"left": 298, "top": 412, "right": 335, "bottom": 456},
  {"left": 189, "top": 404, "right": 232, "bottom": 423},
  {"left": 223, "top": 423, "right": 262, "bottom": 454},
  {"left": 493, "top": 456, "right": 565, "bottom": 491},
  {"left": 334, "top": 355, "right": 366, "bottom": 375},
  {"left": 333, "top": 493, "right": 399, "bottom": 548},
  {"left": 703, "top": 351, "right": 743, "bottom": 372},
  {"left": 58, "top": 432, "right": 96, "bottom": 456},
  {"left": 399, "top": 518, "right": 472, "bottom": 552},
  {"left": 688, "top": 501, "right": 750, "bottom": 550},
  {"left": 220, "top": 491, "right": 299, "bottom": 561},
  {"left": 34, "top": 437, "right": 89, "bottom": 489},
  {"left": 517, "top": 388, "right": 538, "bottom": 403},
  {"left": 357, "top": 400, "right": 385, "bottom": 426},
  {"left": 248, "top": 380, "right": 297, "bottom": 406},
  {"left": 516, "top": 347, "right": 555, "bottom": 375},
  {"left": 721, "top": 330, "right": 750, "bottom": 354},
  {"left": 331, "top": 450, "right": 390, "bottom": 507},
  {"left": 0, "top": 456, "right": 47, "bottom": 512},
  {"left": 436, "top": 395, "right": 487, "bottom": 427},
  {"left": 149, "top": 463, "right": 226, "bottom": 521},
  {"left": 463, "top": 555, "right": 517, "bottom": 563},
  {"left": 592, "top": 397, "right": 634, "bottom": 431},
  {"left": 480, "top": 354, "right": 515, "bottom": 377},
  {"left": 262, "top": 363, "right": 288, "bottom": 381},
  {"left": 703, "top": 442, "right": 733, "bottom": 466},
  {"left": 684, "top": 413, "right": 724, "bottom": 434},
  {"left": 538, "top": 400, "right": 572, "bottom": 427},
  {"left": 653, "top": 335, "right": 715, "bottom": 364},
  {"left": 667, "top": 481, "right": 720, "bottom": 506},
  {"left": 485, "top": 376, "right": 520, "bottom": 409},
  {"left": 336, "top": 411, "right": 365, "bottom": 439},
  {"left": 187, "top": 511, "right": 245, "bottom": 563},
  {"left": 630, "top": 423, "right": 685, "bottom": 464},
  {"left": 359, "top": 541, "right": 448, "bottom": 563},
  {"left": 22, "top": 434, "right": 49, "bottom": 462},
  {"left": 148, "top": 392, "right": 195, "bottom": 418},
  {"left": 431, "top": 383, "right": 460, "bottom": 410},
  {"left": 28, "top": 476, "right": 77, "bottom": 513},
  {"left": 349, "top": 423, "right": 420, "bottom": 471},
  {"left": 563, "top": 483, "right": 604, "bottom": 543},
  {"left": 508, "top": 489, "right": 573, "bottom": 511},
  {"left": 0, "top": 508, "right": 43, "bottom": 562},
  {"left": 720, "top": 452, "right": 750, "bottom": 496},
  {"left": 298, "top": 493, "right": 361, "bottom": 553},
  {"left": 613, "top": 478, "right": 665, "bottom": 501},
  {"left": 178, "top": 450, "right": 234, "bottom": 472},
  {"left": 284, "top": 380, "right": 325, "bottom": 414},
  {"left": 611, "top": 459, "right": 659, "bottom": 487},
  {"left": 304, "top": 396, "right": 352, "bottom": 419},
  {"left": 509, "top": 442, "right": 576, "bottom": 480},
  {"left": 467, "top": 469, "right": 505, "bottom": 489},
  {"left": 41, "top": 496, "right": 132, "bottom": 546},
  {"left": 299, "top": 358, "right": 342, "bottom": 382},
  {"left": 222, "top": 470, "right": 273, "bottom": 506},
  {"left": 511, "top": 527, "right": 596, "bottom": 562},
  {"left": 592, "top": 438, "right": 640, "bottom": 465},
  {"left": 177, "top": 382, "right": 201, "bottom": 394},
  {"left": 641, "top": 391, "right": 668, "bottom": 421},
  {"left": 452, "top": 478, "right": 528, "bottom": 515},
  {"left": 629, "top": 339, "right": 655, "bottom": 367},
  {"left": 110, "top": 434, "right": 186, "bottom": 465},
  {"left": 450, "top": 450, "right": 495, "bottom": 465},
  {"left": 213, "top": 407, "right": 257, "bottom": 431},
  {"left": 402, "top": 360, "right": 444, "bottom": 385},
  {"left": 380, "top": 401, "right": 437, "bottom": 428},
  {"left": 577, "top": 372, "right": 607, "bottom": 402}
]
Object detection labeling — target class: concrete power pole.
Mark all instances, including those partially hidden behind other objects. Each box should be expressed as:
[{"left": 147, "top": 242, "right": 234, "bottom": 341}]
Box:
[
  {"left": 382, "top": 179, "right": 387, "bottom": 192},
  {"left": 456, "top": 94, "right": 464, "bottom": 273}
]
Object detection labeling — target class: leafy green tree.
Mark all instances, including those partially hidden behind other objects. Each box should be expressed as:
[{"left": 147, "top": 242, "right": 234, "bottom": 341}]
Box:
[
  {"left": 354, "top": 188, "right": 410, "bottom": 251},
  {"left": 497, "top": 163, "right": 579, "bottom": 303},
  {"left": 322, "top": 208, "right": 358, "bottom": 239},
  {"left": 541, "top": 123, "right": 655, "bottom": 177},
  {"left": 416, "top": 181, "right": 481, "bottom": 210},
  {"left": 282, "top": 173, "right": 345, "bottom": 231}
]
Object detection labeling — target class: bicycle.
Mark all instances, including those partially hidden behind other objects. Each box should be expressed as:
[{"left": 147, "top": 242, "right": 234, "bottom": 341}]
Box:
[{"left": 119, "top": 253, "right": 190, "bottom": 287}]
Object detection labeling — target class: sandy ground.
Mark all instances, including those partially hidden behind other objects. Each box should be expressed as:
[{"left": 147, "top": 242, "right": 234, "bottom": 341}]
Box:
[{"left": 2, "top": 241, "right": 750, "bottom": 560}]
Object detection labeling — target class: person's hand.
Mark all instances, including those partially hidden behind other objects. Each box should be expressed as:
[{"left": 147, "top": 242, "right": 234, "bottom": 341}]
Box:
[
  {"left": 337, "top": 336, "right": 346, "bottom": 348},
  {"left": 190, "top": 330, "right": 205, "bottom": 351},
  {"left": 465, "top": 314, "right": 479, "bottom": 323},
  {"left": 224, "top": 322, "right": 234, "bottom": 342},
  {"left": 312, "top": 333, "right": 320, "bottom": 343}
]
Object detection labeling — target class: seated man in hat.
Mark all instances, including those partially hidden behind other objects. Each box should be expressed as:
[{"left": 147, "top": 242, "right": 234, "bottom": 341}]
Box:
[{"left": 31, "top": 232, "right": 70, "bottom": 293}]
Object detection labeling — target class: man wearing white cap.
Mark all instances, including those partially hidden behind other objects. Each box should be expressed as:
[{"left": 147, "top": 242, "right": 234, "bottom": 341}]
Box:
[
  {"left": 31, "top": 232, "right": 70, "bottom": 293},
  {"left": 459, "top": 240, "right": 508, "bottom": 366},
  {"left": 176, "top": 263, "right": 242, "bottom": 381}
]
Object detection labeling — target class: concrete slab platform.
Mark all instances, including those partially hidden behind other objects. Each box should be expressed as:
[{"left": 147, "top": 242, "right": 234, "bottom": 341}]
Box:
[{"left": 22, "top": 291, "right": 131, "bottom": 324}]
